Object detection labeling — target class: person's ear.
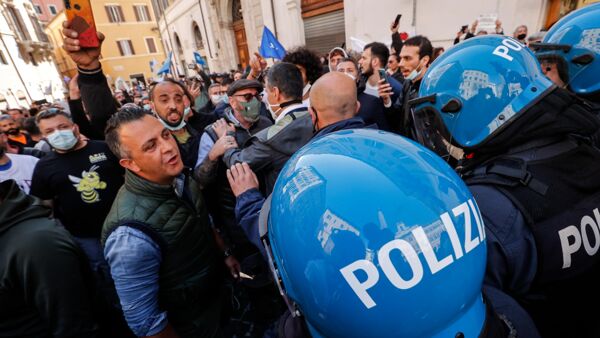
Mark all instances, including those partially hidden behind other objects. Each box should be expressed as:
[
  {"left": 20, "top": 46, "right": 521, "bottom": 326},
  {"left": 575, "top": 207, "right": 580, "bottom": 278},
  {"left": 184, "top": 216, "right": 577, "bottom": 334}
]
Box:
[
  {"left": 72, "top": 123, "right": 81, "bottom": 137},
  {"left": 272, "top": 87, "right": 281, "bottom": 102},
  {"left": 308, "top": 106, "right": 317, "bottom": 124},
  {"left": 422, "top": 55, "right": 431, "bottom": 67},
  {"left": 119, "top": 158, "right": 141, "bottom": 173}
]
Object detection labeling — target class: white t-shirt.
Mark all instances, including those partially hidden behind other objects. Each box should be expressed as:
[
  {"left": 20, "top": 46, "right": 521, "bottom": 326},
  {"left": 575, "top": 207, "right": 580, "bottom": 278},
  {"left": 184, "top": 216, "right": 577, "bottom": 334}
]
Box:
[
  {"left": 364, "top": 82, "right": 379, "bottom": 98},
  {"left": 0, "top": 153, "right": 39, "bottom": 194}
]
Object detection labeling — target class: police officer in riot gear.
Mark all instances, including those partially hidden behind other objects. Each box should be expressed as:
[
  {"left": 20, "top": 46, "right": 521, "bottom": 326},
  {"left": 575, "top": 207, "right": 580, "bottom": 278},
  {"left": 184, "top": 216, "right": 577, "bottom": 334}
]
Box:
[
  {"left": 532, "top": 3, "right": 600, "bottom": 144},
  {"left": 412, "top": 35, "right": 600, "bottom": 337},
  {"left": 229, "top": 129, "right": 539, "bottom": 337}
]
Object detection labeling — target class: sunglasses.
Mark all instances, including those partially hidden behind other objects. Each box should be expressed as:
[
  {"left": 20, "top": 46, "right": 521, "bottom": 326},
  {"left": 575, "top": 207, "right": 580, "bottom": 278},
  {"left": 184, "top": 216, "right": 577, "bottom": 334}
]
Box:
[{"left": 232, "top": 93, "right": 262, "bottom": 102}]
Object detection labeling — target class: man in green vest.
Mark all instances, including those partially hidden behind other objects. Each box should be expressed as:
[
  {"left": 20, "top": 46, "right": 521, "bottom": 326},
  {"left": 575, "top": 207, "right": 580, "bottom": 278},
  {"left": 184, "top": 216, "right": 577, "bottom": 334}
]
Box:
[{"left": 102, "top": 105, "right": 227, "bottom": 338}]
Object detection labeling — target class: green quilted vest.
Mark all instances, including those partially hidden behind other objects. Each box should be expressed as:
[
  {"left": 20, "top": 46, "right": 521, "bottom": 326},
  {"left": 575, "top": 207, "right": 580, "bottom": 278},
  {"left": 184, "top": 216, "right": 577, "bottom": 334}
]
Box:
[{"left": 102, "top": 170, "right": 223, "bottom": 338}]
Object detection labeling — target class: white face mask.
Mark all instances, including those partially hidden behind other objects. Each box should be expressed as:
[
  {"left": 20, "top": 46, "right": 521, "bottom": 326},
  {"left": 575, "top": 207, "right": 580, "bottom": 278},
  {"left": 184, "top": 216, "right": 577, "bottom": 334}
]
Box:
[
  {"left": 155, "top": 112, "right": 186, "bottom": 131},
  {"left": 210, "top": 94, "right": 222, "bottom": 105},
  {"left": 265, "top": 89, "right": 281, "bottom": 120},
  {"left": 406, "top": 59, "right": 426, "bottom": 82},
  {"left": 47, "top": 128, "right": 78, "bottom": 151}
]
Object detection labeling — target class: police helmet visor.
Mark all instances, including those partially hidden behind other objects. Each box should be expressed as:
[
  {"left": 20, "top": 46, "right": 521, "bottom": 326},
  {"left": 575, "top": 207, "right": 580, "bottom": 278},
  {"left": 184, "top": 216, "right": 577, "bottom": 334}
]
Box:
[{"left": 409, "top": 95, "right": 464, "bottom": 163}]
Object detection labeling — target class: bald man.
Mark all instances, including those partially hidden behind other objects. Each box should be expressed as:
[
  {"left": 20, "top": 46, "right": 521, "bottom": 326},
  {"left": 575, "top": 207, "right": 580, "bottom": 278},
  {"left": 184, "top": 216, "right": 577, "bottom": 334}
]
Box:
[{"left": 309, "top": 72, "right": 370, "bottom": 138}]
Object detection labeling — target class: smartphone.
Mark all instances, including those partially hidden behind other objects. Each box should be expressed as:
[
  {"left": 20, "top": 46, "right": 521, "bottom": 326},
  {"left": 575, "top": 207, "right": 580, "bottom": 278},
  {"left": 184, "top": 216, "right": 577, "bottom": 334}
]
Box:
[
  {"left": 64, "top": 0, "right": 99, "bottom": 48},
  {"left": 461, "top": 25, "right": 469, "bottom": 34},
  {"left": 378, "top": 69, "right": 388, "bottom": 84},
  {"left": 393, "top": 14, "right": 402, "bottom": 29}
]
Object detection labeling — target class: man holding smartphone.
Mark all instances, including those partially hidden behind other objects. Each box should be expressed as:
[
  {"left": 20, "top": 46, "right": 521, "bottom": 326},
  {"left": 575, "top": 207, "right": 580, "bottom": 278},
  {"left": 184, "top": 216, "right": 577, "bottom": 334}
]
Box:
[{"left": 357, "top": 42, "right": 403, "bottom": 132}]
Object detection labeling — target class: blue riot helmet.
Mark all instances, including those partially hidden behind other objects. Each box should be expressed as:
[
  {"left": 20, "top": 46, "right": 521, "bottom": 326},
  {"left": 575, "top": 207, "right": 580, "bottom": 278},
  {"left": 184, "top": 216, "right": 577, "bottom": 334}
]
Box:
[
  {"left": 532, "top": 3, "right": 600, "bottom": 98},
  {"left": 259, "top": 129, "right": 493, "bottom": 337},
  {"left": 410, "top": 35, "right": 554, "bottom": 152}
]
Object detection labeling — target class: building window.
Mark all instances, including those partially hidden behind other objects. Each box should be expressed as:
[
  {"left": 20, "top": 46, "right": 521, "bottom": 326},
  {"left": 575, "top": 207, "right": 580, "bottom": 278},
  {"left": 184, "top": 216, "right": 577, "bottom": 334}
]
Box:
[
  {"left": 117, "top": 40, "right": 135, "bottom": 56},
  {"left": 5, "top": 5, "right": 31, "bottom": 41},
  {"left": 48, "top": 5, "right": 57, "bottom": 15},
  {"left": 134, "top": 5, "right": 151, "bottom": 22},
  {"left": 105, "top": 5, "right": 125, "bottom": 23},
  {"left": 30, "top": 14, "right": 49, "bottom": 42},
  {"left": 193, "top": 23, "right": 203, "bottom": 49},
  {"left": 145, "top": 37, "right": 157, "bottom": 53},
  {"left": 34, "top": 5, "right": 42, "bottom": 15},
  {"left": 0, "top": 50, "right": 8, "bottom": 65}
]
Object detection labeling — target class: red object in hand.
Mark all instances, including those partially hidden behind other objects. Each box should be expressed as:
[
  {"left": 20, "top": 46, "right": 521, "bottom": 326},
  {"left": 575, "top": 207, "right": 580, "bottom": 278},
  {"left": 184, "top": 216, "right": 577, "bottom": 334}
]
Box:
[
  {"left": 64, "top": 0, "right": 100, "bottom": 48},
  {"left": 400, "top": 32, "right": 409, "bottom": 41}
]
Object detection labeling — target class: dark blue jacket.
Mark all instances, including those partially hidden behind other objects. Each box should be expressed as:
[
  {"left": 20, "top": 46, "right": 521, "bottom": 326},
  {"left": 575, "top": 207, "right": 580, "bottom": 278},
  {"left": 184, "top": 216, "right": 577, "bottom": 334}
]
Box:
[
  {"left": 469, "top": 185, "right": 541, "bottom": 338},
  {"left": 357, "top": 94, "right": 392, "bottom": 132}
]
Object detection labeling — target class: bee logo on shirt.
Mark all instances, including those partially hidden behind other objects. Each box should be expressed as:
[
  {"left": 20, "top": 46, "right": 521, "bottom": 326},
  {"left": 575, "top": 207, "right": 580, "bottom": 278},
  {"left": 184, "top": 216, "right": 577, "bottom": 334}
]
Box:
[{"left": 68, "top": 165, "right": 107, "bottom": 203}]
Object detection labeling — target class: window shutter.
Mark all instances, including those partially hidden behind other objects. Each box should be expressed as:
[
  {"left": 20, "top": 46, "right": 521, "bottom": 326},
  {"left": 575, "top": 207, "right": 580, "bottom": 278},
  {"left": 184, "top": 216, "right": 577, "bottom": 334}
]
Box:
[
  {"left": 133, "top": 6, "right": 140, "bottom": 21},
  {"left": 128, "top": 40, "right": 135, "bottom": 55},
  {"left": 144, "top": 6, "right": 151, "bottom": 21},
  {"left": 105, "top": 6, "right": 113, "bottom": 23},
  {"left": 117, "top": 41, "right": 124, "bottom": 56},
  {"left": 117, "top": 6, "right": 125, "bottom": 22}
]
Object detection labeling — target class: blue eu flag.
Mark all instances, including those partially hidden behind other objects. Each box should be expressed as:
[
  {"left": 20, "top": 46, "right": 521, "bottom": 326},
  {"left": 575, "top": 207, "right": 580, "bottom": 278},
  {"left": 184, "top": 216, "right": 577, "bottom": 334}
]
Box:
[
  {"left": 157, "top": 52, "right": 173, "bottom": 75},
  {"left": 193, "top": 51, "right": 206, "bottom": 66},
  {"left": 259, "top": 26, "right": 286, "bottom": 60}
]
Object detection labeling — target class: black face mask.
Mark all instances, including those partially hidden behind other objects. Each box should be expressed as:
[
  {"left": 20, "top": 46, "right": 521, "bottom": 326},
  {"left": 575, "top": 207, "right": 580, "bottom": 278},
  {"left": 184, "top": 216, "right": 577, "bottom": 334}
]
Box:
[
  {"left": 7, "top": 128, "right": 19, "bottom": 136},
  {"left": 517, "top": 33, "right": 527, "bottom": 40}
]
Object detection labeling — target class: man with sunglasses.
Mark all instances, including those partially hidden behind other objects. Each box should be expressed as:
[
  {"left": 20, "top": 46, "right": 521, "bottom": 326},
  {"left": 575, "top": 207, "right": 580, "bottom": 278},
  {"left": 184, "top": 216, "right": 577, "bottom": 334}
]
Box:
[
  {"left": 222, "top": 63, "right": 314, "bottom": 196},
  {"left": 196, "top": 79, "right": 272, "bottom": 249}
]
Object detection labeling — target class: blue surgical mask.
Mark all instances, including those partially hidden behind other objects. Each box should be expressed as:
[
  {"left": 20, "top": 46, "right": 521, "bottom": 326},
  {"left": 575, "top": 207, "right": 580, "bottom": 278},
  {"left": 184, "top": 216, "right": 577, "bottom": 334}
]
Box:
[
  {"left": 222, "top": 94, "right": 230, "bottom": 104},
  {"left": 143, "top": 104, "right": 152, "bottom": 111},
  {"left": 184, "top": 107, "right": 191, "bottom": 117},
  {"left": 406, "top": 60, "right": 426, "bottom": 82},
  {"left": 155, "top": 113, "right": 187, "bottom": 131},
  {"left": 47, "top": 129, "right": 78, "bottom": 151}
]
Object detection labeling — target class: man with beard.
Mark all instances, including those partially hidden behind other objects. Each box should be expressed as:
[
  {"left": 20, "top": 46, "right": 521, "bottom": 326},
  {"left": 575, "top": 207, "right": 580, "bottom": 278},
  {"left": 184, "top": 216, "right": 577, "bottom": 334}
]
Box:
[
  {"left": 0, "top": 115, "right": 35, "bottom": 147},
  {"left": 148, "top": 80, "right": 202, "bottom": 168}
]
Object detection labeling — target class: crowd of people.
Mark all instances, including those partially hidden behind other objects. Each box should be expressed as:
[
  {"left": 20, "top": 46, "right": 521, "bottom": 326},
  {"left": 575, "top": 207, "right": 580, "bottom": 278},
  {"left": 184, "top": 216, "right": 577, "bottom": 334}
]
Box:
[{"left": 1, "top": 3, "right": 600, "bottom": 337}]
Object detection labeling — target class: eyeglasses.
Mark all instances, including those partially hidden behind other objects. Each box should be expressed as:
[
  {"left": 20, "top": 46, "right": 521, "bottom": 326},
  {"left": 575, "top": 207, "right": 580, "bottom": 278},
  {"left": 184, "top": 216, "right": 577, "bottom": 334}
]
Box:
[{"left": 232, "top": 93, "right": 262, "bottom": 102}]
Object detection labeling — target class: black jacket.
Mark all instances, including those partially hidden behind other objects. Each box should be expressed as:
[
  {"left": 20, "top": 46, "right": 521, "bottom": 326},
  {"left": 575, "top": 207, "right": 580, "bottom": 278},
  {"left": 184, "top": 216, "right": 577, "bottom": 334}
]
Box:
[
  {"left": 0, "top": 180, "right": 99, "bottom": 337},
  {"left": 74, "top": 68, "right": 119, "bottom": 140}
]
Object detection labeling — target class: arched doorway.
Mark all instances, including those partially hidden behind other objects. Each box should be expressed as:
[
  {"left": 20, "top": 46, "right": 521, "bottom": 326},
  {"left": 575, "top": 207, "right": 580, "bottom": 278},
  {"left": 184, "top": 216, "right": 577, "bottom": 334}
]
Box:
[{"left": 232, "top": 0, "right": 249, "bottom": 69}]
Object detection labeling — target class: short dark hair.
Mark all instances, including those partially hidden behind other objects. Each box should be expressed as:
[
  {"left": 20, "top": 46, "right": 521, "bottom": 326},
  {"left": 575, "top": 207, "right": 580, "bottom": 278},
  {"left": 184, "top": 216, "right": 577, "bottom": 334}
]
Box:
[
  {"left": 22, "top": 117, "right": 40, "bottom": 135},
  {"left": 105, "top": 105, "right": 148, "bottom": 159},
  {"left": 221, "top": 77, "right": 234, "bottom": 86},
  {"left": 266, "top": 62, "right": 303, "bottom": 100},
  {"left": 35, "top": 108, "right": 72, "bottom": 124},
  {"left": 403, "top": 35, "right": 433, "bottom": 60},
  {"left": 282, "top": 47, "right": 323, "bottom": 85},
  {"left": 148, "top": 78, "right": 193, "bottom": 103},
  {"left": 338, "top": 57, "right": 358, "bottom": 70},
  {"left": 6, "top": 108, "right": 23, "bottom": 115},
  {"left": 364, "top": 42, "right": 390, "bottom": 68}
]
